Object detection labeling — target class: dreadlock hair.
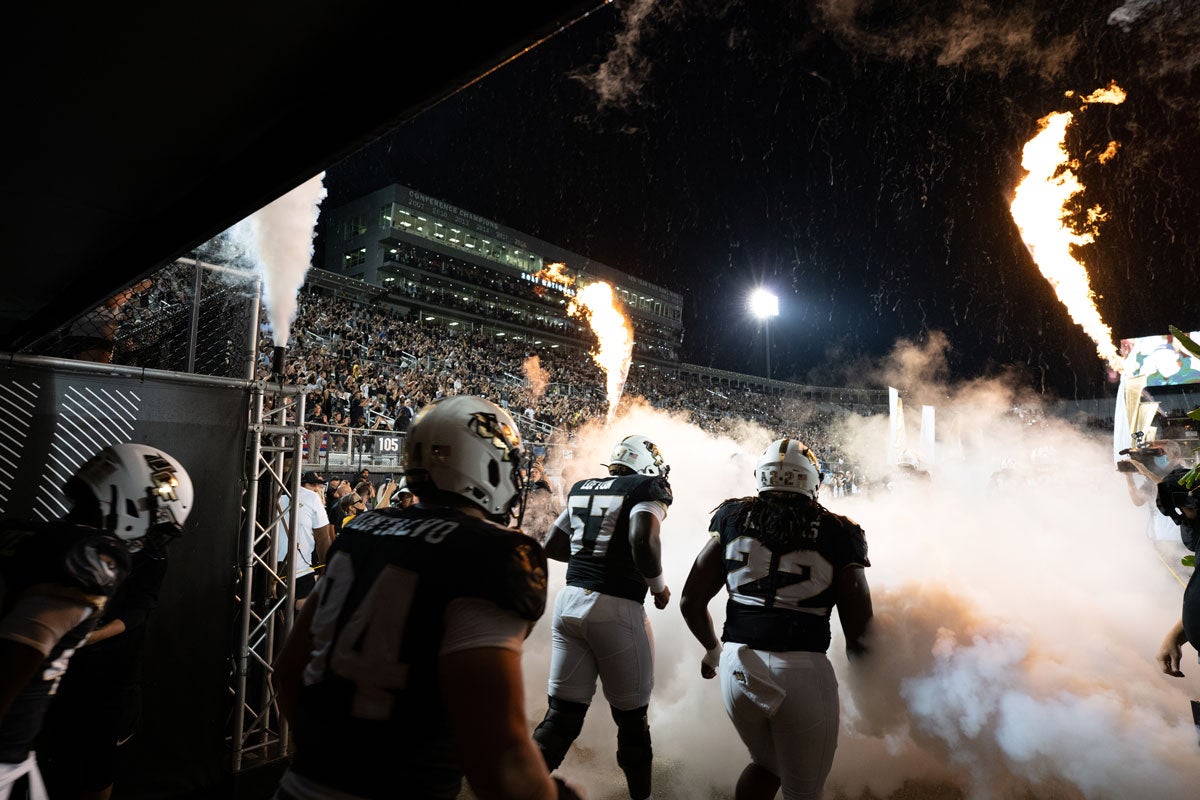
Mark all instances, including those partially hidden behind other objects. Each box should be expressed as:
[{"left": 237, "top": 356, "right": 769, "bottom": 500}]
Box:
[{"left": 713, "top": 491, "right": 822, "bottom": 554}]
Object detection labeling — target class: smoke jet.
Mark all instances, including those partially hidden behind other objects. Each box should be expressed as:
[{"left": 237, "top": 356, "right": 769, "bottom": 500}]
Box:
[{"left": 230, "top": 173, "right": 327, "bottom": 348}]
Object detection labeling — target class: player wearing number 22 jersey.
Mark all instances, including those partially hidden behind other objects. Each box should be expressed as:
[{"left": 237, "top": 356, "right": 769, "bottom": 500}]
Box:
[
  {"left": 534, "top": 435, "right": 673, "bottom": 800},
  {"left": 681, "top": 439, "right": 873, "bottom": 800},
  {"left": 273, "top": 396, "right": 580, "bottom": 800}
]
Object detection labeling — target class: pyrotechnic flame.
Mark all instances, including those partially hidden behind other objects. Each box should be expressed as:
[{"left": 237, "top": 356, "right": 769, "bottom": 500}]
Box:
[
  {"left": 568, "top": 282, "right": 634, "bottom": 424},
  {"left": 534, "top": 261, "right": 573, "bottom": 288},
  {"left": 1081, "top": 81, "right": 1127, "bottom": 105},
  {"left": 1009, "top": 85, "right": 1126, "bottom": 372}
]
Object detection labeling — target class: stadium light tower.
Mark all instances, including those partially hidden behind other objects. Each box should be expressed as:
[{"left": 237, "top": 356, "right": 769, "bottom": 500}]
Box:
[{"left": 748, "top": 288, "right": 779, "bottom": 380}]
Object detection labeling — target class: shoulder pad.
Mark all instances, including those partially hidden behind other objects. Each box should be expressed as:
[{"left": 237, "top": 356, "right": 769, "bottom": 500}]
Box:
[
  {"left": 708, "top": 499, "right": 741, "bottom": 532},
  {"left": 496, "top": 534, "right": 548, "bottom": 622},
  {"left": 826, "top": 509, "right": 863, "bottom": 534},
  {"left": 64, "top": 534, "right": 130, "bottom": 596},
  {"left": 0, "top": 523, "right": 129, "bottom": 596},
  {"left": 823, "top": 512, "right": 870, "bottom": 568},
  {"left": 645, "top": 476, "right": 673, "bottom": 506}
]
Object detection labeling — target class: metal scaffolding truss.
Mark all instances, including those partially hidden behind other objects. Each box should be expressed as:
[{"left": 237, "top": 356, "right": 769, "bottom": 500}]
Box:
[{"left": 230, "top": 381, "right": 306, "bottom": 772}]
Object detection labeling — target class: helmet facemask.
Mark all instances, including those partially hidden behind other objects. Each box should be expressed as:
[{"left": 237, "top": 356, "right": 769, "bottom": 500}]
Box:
[{"left": 468, "top": 410, "right": 526, "bottom": 522}]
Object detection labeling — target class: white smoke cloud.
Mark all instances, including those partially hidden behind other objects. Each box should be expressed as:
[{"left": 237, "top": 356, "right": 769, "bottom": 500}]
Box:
[
  {"left": 229, "top": 173, "right": 327, "bottom": 348},
  {"left": 518, "top": 353, "right": 1200, "bottom": 798},
  {"left": 1108, "top": 0, "right": 1166, "bottom": 30},
  {"left": 573, "top": 0, "right": 661, "bottom": 109}
]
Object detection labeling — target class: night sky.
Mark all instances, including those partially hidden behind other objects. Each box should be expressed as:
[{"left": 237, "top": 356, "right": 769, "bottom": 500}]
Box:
[{"left": 321, "top": 0, "right": 1200, "bottom": 399}]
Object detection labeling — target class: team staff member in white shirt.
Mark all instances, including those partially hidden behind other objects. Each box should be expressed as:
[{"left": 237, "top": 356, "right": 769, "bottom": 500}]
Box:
[{"left": 276, "top": 471, "right": 333, "bottom": 603}]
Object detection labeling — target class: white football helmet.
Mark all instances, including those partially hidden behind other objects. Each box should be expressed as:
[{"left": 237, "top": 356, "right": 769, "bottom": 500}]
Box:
[
  {"left": 755, "top": 439, "right": 821, "bottom": 499},
  {"left": 608, "top": 435, "right": 668, "bottom": 477},
  {"left": 69, "top": 443, "right": 193, "bottom": 540},
  {"left": 404, "top": 396, "right": 524, "bottom": 521}
]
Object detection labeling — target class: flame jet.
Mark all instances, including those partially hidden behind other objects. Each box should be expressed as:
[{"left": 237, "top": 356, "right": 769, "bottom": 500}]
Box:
[
  {"left": 568, "top": 281, "right": 634, "bottom": 425},
  {"left": 1009, "top": 83, "right": 1125, "bottom": 372}
]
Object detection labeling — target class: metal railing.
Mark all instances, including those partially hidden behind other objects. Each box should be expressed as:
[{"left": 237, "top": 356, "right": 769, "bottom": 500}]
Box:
[
  {"left": 299, "top": 417, "right": 563, "bottom": 477},
  {"left": 301, "top": 422, "right": 406, "bottom": 473}
]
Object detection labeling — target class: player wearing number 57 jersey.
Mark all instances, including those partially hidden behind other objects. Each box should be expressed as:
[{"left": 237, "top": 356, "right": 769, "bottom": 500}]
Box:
[
  {"left": 681, "top": 439, "right": 872, "bottom": 800},
  {"left": 534, "top": 435, "right": 672, "bottom": 800},
  {"left": 273, "top": 397, "right": 580, "bottom": 800}
]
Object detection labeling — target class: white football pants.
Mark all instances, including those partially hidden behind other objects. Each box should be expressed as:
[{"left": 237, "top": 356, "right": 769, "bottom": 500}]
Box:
[
  {"left": 546, "top": 585, "right": 655, "bottom": 710},
  {"left": 719, "top": 643, "right": 839, "bottom": 800}
]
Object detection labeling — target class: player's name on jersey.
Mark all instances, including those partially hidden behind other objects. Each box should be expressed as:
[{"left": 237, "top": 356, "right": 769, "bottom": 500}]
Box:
[
  {"left": 579, "top": 478, "right": 619, "bottom": 491},
  {"left": 344, "top": 512, "right": 458, "bottom": 544}
]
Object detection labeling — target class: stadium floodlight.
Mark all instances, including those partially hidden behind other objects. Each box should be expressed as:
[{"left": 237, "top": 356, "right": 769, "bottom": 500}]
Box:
[
  {"left": 748, "top": 288, "right": 779, "bottom": 319},
  {"left": 748, "top": 288, "right": 779, "bottom": 380}
]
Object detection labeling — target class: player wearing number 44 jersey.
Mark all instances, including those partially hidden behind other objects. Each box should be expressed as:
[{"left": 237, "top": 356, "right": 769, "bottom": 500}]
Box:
[
  {"left": 273, "top": 396, "right": 581, "bottom": 800},
  {"left": 534, "top": 435, "right": 673, "bottom": 800},
  {"left": 681, "top": 439, "right": 873, "bottom": 800}
]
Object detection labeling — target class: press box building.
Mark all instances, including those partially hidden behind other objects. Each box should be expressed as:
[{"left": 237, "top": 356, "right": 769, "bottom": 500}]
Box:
[{"left": 321, "top": 184, "right": 683, "bottom": 362}]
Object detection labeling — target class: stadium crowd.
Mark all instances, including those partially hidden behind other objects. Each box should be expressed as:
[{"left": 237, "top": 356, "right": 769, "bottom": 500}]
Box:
[{"left": 253, "top": 288, "right": 860, "bottom": 467}]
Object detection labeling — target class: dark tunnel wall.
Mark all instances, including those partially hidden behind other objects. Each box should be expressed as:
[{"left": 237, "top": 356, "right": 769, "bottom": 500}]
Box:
[{"left": 0, "top": 359, "right": 250, "bottom": 797}]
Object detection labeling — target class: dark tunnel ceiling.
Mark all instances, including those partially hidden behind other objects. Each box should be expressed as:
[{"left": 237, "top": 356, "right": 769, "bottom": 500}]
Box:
[{"left": 0, "top": 1, "right": 598, "bottom": 349}]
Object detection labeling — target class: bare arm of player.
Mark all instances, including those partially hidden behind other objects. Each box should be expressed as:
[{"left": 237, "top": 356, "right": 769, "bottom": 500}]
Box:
[
  {"left": 83, "top": 618, "right": 126, "bottom": 646},
  {"left": 1157, "top": 619, "right": 1188, "bottom": 677},
  {"left": 680, "top": 537, "right": 726, "bottom": 679},
  {"left": 441, "top": 647, "right": 558, "bottom": 800},
  {"left": 629, "top": 510, "right": 670, "bottom": 609},
  {"left": 273, "top": 598, "right": 319, "bottom": 723},
  {"left": 543, "top": 523, "right": 571, "bottom": 563},
  {"left": 836, "top": 565, "right": 873, "bottom": 660}
]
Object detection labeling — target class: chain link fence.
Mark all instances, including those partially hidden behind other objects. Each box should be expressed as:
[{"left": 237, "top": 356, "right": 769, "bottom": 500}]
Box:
[{"left": 23, "top": 258, "right": 261, "bottom": 380}]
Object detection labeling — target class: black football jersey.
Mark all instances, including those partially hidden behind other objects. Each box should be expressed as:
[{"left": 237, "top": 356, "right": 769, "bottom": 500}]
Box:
[
  {"left": 0, "top": 520, "right": 129, "bottom": 763},
  {"left": 288, "top": 506, "right": 548, "bottom": 800},
  {"left": 563, "top": 473, "right": 673, "bottom": 602},
  {"left": 709, "top": 499, "right": 869, "bottom": 653}
]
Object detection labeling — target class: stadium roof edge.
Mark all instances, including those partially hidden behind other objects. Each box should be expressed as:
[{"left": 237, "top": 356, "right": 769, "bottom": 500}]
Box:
[{"left": 0, "top": 1, "right": 602, "bottom": 351}]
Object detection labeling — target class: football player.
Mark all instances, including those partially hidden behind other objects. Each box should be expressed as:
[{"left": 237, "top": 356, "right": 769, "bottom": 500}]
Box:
[
  {"left": 1154, "top": 468, "right": 1198, "bottom": 677},
  {"left": 680, "top": 439, "right": 873, "bottom": 800},
  {"left": 272, "top": 396, "right": 580, "bottom": 800},
  {"left": 533, "top": 435, "right": 673, "bottom": 800},
  {"left": 0, "top": 444, "right": 192, "bottom": 799}
]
